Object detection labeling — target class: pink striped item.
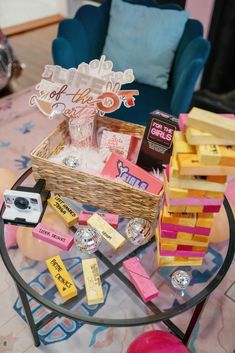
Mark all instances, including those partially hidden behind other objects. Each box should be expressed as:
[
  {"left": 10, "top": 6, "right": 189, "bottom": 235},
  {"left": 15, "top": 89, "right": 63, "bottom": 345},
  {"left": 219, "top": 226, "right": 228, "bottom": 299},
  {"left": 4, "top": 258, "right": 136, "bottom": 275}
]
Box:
[
  {"left": 168, "top": 197, "right": 224, "bottom": 206},
  {"left": 33, "top": 223, "right": 74, "bottom": 251},
  {"left": 161, "top": 222, "right": 211, "bottom": 236},
  {"left": 123, "top": 257, "right": 159, "bottom": 302},
  {"left": 160, "top": 249, "right": 206, "bottom": 257},
  {"left": 161, "top": 230, "right": 177, "bottom": 239}
]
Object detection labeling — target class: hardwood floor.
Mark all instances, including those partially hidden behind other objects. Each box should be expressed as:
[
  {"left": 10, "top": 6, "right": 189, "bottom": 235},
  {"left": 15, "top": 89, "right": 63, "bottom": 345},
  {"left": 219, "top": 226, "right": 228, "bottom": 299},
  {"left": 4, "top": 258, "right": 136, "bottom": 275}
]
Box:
[{"left": 1, "top": 24, "right": 58, "bottom": 97}]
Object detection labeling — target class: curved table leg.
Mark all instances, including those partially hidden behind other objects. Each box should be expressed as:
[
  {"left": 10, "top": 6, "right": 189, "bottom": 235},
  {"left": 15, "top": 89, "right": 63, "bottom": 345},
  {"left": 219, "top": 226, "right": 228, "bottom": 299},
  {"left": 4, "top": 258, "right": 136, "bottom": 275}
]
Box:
[{"left": 16, "top": 284, "right": 40, "bottom": 347}]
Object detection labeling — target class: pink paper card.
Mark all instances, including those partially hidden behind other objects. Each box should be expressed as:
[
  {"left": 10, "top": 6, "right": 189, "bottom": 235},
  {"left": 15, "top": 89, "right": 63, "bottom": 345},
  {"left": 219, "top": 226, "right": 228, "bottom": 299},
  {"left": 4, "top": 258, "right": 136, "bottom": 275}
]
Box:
[
  {"left": 123, "top": 257, "right": 159, "bottom": 302},
  {"left": 101, "top": 152, "right": 163, "bottom": 195},
  {"left": 161, "top": 222, "right": 211, "bottom": 236},
  {"left": 33, "top": 223, "right": 74, "bottom": 251},
  {"left": 99, "top": 130, "right": 132, "bottom": 161}
]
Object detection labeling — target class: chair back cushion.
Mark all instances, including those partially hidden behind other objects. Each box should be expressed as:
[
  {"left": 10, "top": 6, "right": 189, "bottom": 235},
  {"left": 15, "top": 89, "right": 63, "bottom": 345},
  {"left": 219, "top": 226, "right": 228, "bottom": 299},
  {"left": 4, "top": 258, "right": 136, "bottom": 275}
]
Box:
[{"left": 103, "top": 0, "right": 188, "bottom": 89}]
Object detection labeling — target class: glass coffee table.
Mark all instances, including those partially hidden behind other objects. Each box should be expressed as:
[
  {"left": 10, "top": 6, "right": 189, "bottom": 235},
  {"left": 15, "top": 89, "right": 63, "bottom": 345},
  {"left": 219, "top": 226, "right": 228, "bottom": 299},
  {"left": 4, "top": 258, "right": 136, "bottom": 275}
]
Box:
[{"left": 0, "top": 168, "right": 235, "bottom": 347}]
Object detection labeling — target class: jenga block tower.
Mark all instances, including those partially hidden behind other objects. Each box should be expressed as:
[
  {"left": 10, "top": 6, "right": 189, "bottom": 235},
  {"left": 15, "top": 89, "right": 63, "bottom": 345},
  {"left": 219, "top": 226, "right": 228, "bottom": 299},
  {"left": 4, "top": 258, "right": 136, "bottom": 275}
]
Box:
[{"left": 157, "top": 108, "right": 233, "bottom": 267}]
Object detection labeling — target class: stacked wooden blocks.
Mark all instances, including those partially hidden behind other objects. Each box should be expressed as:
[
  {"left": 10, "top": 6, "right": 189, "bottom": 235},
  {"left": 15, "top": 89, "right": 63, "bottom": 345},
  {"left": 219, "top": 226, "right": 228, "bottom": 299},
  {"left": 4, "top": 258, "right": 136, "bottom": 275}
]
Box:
[{"left": 156, "top": 108, "right": 235, "bottom": 267}]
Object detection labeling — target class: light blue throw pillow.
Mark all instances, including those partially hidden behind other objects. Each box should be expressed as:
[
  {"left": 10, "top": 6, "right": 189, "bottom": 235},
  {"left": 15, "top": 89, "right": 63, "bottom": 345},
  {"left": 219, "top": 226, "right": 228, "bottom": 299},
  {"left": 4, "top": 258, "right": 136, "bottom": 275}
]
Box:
[{"left": 103, "top": 0, "right": 188, "bottom": 89}]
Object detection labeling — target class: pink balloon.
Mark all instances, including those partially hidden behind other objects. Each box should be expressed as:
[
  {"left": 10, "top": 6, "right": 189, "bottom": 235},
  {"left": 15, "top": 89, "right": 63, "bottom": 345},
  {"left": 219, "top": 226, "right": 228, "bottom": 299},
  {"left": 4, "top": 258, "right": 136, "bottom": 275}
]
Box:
[
  {"left": 16, "top": 211, "right": 68, "bottom": 261},
  {"left": 0, "top": 168, "right": 17, "bottom": 195},
  {"left": 127, "top": 331, "right": 189, "bottom": 353}
]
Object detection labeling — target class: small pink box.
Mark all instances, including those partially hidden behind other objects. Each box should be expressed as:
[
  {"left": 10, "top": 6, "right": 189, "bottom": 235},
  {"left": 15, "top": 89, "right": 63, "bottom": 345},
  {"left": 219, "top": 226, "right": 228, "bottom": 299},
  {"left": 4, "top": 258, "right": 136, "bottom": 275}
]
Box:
[
  {"left": 161, "top": 222, "right": 211, "bottom": 236},
  {"left": 160, "top": 249, "right": 206, "bottom": 258},
  {"left": 79, "top": 211, "right": 119, "bottom": 228},
  {"left": 101, "top": 152, "right": 163, "bottom": 195},
  {"left": 33, "top": 223, "right": 74, "bottom": 250},
  {"left": 123, "top": 257, "right": 159, "bottom": 302}
]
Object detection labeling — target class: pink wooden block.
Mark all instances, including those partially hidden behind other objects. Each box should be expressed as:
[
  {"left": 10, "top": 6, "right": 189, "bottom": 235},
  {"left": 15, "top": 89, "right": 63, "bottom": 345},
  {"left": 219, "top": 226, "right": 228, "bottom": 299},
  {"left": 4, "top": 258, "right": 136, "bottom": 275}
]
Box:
[
  {"left": 79, "top": 211, "right": 119, "bottom": 228},
  {"left": 33, "top": 223, "right": 74, "bottom": 251},
  {"left": 123, "top": 257, "right": 159, "bottom": 302},
  {"left": 160, "top": 249, "right": 206, "bottom": 257},
  {"left": 178, "top": 114, "right": 188, "bottom": 132},
  {"left": 161, "top": 230, "right": 177, "bottom": 239},
  {"left": 166, "top": 164, "right": 170, "bottom": 180},
  {"left": 161, "top": 222, "right": 211, "bottom": 236},
  {"left": 203, "top": 205, "right": 222, "bottom": 213},
  {"left": 168, "top": 197, "right": 224, "bottom": 206}
]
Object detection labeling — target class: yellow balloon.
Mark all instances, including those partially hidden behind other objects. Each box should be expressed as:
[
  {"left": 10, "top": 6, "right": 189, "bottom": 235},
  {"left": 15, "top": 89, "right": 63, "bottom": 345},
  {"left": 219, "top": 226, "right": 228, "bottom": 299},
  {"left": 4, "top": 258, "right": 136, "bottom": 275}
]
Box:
[
  {"left": 0, "top": 168, "right": 17, "bottom": 196},
  {"left": 16, "top": 210, "right": 69, "bottom": 261},
  {"left": 209, "top": 206, "right": 229, "bottom": 243}
]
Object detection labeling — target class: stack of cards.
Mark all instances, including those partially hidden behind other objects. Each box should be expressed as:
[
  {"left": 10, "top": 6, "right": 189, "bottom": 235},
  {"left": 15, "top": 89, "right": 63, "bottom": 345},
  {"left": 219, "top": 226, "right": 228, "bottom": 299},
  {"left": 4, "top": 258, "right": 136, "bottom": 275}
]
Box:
[{"left": 157, "top": 108, "right": 235, "bottom": 267}]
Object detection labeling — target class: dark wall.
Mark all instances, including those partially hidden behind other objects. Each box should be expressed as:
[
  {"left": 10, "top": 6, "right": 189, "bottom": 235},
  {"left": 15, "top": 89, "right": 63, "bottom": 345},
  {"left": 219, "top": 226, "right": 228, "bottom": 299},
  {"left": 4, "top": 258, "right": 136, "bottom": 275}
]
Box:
[{"left": 201, "top": 0, "right": 235, "bottom": 94}]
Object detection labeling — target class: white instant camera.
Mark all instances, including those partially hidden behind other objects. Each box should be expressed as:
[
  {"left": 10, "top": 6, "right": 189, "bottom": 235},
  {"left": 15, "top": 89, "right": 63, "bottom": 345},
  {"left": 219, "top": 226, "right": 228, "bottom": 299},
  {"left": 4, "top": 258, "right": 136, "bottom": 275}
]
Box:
[{"left": 2, "top": 179, "right": 50, "bottom": 225}]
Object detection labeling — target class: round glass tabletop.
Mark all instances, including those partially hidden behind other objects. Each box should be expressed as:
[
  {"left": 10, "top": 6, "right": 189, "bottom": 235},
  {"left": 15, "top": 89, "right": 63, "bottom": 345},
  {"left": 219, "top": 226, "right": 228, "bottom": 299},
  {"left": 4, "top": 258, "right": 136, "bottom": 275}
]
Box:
[{"left": 0, "top": 168, "right": 235, "bottom": 327}]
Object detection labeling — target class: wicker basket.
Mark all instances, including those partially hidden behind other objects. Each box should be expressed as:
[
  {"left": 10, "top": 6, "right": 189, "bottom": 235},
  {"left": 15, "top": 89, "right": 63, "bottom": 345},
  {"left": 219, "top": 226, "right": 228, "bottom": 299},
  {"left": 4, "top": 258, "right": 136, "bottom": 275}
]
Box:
[{"left": 31, "top": 116, "right": 163, "bottom": 222}]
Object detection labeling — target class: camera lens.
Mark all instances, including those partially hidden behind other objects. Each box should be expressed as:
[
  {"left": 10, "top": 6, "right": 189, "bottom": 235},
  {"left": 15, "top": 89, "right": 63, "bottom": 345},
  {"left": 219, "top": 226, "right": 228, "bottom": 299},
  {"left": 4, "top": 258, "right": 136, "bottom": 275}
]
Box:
[{"left": 14, "top": 197, "right": 29, "bottom": 210}]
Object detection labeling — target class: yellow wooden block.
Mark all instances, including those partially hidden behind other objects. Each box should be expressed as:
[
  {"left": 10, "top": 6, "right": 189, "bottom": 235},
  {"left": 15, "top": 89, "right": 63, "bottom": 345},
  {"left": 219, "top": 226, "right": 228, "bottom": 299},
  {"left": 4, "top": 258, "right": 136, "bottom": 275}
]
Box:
[
  {"left": 161, "top": 244, "right": 178, "bottom": 251},
  {"left": 196, "top": 213, "right": 214, "bottom": 228},
  {"left": 206, "top": 175, "right": 228, "bottom": 184},
  {"left": 178, "top": 213, "right": 196, "bottom": 227},
  {"left": 197, "top": 145, "right": 221, "bottom": 165},
  {"left": 87, "top": 213, "right": 125, "bottom": 250},
  {"left": 82, "top": 258, "right": 104, "bottom": 305},
  {"left": 204, "top": 191, "right": 224, "bottom": 199},
  {"left": 173, "top": 131, "right": 185, "bottom": 142},
  {"left": 186, "top": 206, "right": 204, "bottom": 213},
  {"left": 177, "top": 232, "right": 193, "bottom": 240},
  {"left": 158, "top": 256, "right": 203, "bottom": 267},
  {"left": 178, "top": 153, "right": 235, "bottom": 176},
  {"left": 188, "top": 107, "right": 235, "bottom": 141},
  {"left": 46, "top": 256, "right": 78, "bottom": 301},
  {"left": 161, "top": 237, "right": 207, "bottom": 247},
  {"left": 162, "top": 206, "right": 179, "bottom": 224},
  {"left": 169, "top": 186, "right": 188, "bottom": 199},
  {"left": 185, "top": 127, "right": 235, "bottom": 146},
  {"left": 193, "top": 234, "right": 210, "bottom": 243},
  {"left": 173, "top": 140, "right": 195, "bottom": 156},
  {"left": 188, "top": 189, "right": 206, "bottom": 198},
  {"left": 169, "top": 174, "right": 227, "bottom": 192},
  {"left": 47, "top": 195, "right": 78, "bottom": 227},
  {"left": 218, "top": 146, "right": 235, "bottom": 166},
  {"left": 170, "top": 157, "right": 180, "bottom": 178},
  {"left": 168, "top": 205, "right": 186, "bottom": 213},
  {"left": 192, "top": 246, "right": 208, "bottom": 252}
]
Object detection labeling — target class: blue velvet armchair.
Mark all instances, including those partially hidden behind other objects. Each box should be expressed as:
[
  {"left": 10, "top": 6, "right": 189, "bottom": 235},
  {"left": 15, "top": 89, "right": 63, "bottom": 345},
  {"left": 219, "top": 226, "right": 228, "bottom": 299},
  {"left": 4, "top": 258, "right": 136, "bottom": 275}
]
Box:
[{"left": 52, "top": 0, "right": 210, "bottom": 125}]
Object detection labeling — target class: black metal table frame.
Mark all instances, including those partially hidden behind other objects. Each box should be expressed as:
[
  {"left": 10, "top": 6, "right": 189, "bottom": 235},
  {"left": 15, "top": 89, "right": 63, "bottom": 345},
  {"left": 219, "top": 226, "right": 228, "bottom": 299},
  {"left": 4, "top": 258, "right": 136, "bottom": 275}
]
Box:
[{"left": 0, "top": 168, "right": 234, "bottom": 348}]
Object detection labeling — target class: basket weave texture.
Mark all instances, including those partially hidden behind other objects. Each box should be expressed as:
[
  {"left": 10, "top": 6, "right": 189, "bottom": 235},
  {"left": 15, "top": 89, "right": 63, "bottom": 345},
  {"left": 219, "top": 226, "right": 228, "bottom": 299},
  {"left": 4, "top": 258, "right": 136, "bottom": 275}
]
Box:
[{"left": 31, "top": 115, "right": 163, "bottom": 222}]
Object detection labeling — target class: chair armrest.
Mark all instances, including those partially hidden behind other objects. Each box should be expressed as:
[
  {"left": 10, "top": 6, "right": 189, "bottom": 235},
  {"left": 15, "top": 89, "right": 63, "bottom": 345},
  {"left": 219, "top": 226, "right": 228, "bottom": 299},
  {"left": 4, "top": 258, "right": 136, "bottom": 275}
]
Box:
[
  {"left": 54, "top": 18, "right": 89, "bottom": 67},
  {"left": 170, "top": 37, "right": 210, "bottom": 116},
  {"left": 52, "top": 37, "right": 76, "bottom": 68},
  {"left": 75, "top": 2, "right": 111, "bottom": 59},
  {"left": 171, "top": 19, "right": 203, "bottom": 87}
]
